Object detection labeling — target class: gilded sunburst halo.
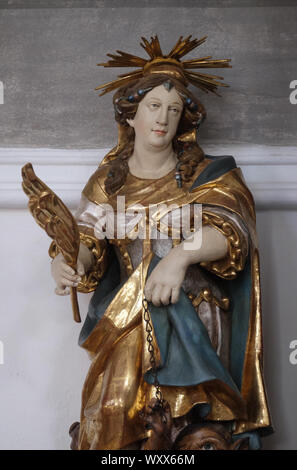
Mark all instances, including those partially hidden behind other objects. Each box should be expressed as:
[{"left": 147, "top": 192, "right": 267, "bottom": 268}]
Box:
[{"left": 95, "top": 35, "right": 232, "bottom": 97}]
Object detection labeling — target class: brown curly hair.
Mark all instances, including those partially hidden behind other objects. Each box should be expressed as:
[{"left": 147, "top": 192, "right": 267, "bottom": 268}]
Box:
[{"left": 104, "top": 74, "right": 206, "bottom": 195}]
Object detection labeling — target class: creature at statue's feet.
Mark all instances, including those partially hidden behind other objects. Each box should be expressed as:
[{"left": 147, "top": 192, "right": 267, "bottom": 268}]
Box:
[
  {"left": 140, "top": 399, "right": 250, "bottom": 450},
  {"left": 69, "top": 421, "right": 80, "bottom": 450}
]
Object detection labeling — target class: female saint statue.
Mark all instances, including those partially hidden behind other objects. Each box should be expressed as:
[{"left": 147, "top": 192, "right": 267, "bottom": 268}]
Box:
[{"left": 48, "top": 35, "right": 272, "bottom": 450}]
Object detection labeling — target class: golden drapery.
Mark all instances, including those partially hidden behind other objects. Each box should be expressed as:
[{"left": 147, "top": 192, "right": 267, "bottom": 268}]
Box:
[{"left": 77, "top": 157, "right": 272, "bottom": 450}]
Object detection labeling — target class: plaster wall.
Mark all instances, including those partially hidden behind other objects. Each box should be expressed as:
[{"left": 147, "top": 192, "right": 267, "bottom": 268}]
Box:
[{"left": 1, "top": 206, "right": 297, "bottom": 449}]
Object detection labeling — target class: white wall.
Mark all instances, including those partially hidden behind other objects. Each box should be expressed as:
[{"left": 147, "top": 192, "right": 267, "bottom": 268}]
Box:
[
  {"left": 257, "top": 210, "right": 297, "bottom": 450},
  {"left": 0, "top": 146, "right": 297, "bottom": 450},
  {"left": 0, "top": 209, "right": 91, "bottom": 449}
]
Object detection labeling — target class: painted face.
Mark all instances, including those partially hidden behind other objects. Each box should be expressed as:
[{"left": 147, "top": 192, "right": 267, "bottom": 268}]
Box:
[{"left": 126, "top": 84, "right": 183, "bottom": 151}]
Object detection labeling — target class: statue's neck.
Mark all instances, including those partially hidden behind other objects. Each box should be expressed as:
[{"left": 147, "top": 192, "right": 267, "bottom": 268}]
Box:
[{"left": 128, "top": 141, "right": 177, "bottom": 179}]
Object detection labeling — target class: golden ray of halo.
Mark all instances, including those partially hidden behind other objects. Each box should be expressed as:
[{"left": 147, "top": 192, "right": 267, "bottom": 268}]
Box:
[{"left": 96, "top": 34, "right": 231, "bottom": 96}]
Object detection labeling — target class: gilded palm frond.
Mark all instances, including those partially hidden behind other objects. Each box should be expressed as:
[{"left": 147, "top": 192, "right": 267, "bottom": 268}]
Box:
[{"left": 22, "top": 163, "right": 81, "bottom": 323}]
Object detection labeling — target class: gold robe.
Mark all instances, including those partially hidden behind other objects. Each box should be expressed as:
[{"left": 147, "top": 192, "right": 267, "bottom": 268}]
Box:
[{"left": 74, "top": 156, "right": 272, "bottom": 450}]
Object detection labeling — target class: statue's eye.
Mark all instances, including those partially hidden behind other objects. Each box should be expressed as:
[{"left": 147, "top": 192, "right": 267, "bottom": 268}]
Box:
[{"left": 202, "top": 442, "right": 215, "bottom": 450}]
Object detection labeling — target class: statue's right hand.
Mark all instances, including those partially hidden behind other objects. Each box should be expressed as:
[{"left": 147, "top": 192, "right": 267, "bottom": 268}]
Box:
[{"left": 51, "top": 253, "right": 82, "bottom": 296}]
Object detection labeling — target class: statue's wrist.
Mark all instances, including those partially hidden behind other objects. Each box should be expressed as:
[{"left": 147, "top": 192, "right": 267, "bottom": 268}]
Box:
[{"left": 172, "top": 243, "right": 197, "bottom": 268}]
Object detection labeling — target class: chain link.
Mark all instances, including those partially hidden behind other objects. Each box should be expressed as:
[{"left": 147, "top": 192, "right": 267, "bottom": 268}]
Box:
[{"left": 142, "top": 298, "right": 167, "bottom": 423}]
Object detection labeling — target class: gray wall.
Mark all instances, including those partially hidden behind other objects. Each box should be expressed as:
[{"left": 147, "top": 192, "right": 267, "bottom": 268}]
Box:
[{"left": 0, "top": 1, "right": 297, "bottom": 148}]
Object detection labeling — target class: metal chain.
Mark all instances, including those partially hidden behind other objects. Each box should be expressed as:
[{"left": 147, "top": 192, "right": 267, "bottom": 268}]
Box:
[{"left": 142, "top": 297, "right": 167, "bottom": 423}]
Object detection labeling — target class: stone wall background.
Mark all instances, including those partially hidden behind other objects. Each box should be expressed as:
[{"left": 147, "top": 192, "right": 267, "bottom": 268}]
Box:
[{"left": 0, "top": 0, "right": 296, "bottom": 148}]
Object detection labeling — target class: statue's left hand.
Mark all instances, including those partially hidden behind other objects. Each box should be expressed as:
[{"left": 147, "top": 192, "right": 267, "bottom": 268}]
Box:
[{"left": 144, "top": 247, "right": 188, "bottom": 306}]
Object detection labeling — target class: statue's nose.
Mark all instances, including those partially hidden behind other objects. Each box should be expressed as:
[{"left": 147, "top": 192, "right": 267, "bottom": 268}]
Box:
[{"left": 156, "top": 106, "right": 168, "bottom": 126}]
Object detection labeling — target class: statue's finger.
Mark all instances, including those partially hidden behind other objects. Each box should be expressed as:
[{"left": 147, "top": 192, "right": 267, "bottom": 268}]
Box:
[
  {"left": 160, "top": 286, "right": 172, "bottom": 306},
  {"left": 144, "top": 289, "right": 152, "bottom": 302},
  {"left": 62, "top": 263, "right": 76, "bottom": 276},
  {"left": 61, "top": 270, "right": 81, "bottom": 283},
  {"left": 55, "top": 286, "right": 70, "bottom": 296},
  {"left": 61, "top": 277, "right": 79, "bottom": 287},
  {"left": 144, "top": 280, "right": 154, "bottom": 301},
  {"left": 171, "top": 286, "right": 180, "bottom": 304},
  {"left": 151, "top": 284, "right": 163, "bottom": 307}
]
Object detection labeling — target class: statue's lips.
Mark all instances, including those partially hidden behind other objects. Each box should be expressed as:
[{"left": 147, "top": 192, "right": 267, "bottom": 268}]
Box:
[{"left": 152, "top": 129, "right": 167, "bottom": 135}]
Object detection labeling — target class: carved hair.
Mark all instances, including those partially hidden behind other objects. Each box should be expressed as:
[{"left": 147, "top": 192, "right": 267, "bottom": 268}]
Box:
[{"left": 104, "top": 74, "right": 206, "bottom": 195}]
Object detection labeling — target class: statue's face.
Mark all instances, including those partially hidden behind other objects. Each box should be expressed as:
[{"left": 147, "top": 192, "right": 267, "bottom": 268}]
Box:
[{"left": 126, "top": 84, "right": 183, "bottom": 150}]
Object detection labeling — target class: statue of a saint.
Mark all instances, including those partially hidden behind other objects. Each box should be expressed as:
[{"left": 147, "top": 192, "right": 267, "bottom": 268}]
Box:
[{"left": 31, "top": 35, "right": 273, "bottom": 450}]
